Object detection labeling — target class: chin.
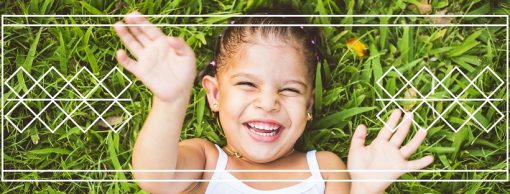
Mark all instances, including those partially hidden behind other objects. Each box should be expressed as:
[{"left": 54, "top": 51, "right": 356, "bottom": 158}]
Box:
[
  {"left": 242, "top": 141, "right": 294, "bottom": 163},
  {"left": 244, "top": 151, "right": 280, "bottom": 163}
]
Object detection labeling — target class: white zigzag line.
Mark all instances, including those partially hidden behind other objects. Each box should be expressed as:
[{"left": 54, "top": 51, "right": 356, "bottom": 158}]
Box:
[
  {"left": 375, "top": 66, "right": 505, "bottom": 133},
  {"left": 3, "top": 66, "right": 133, "bottom": 133}
]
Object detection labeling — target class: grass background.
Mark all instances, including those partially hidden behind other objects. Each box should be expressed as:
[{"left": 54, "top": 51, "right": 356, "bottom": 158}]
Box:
[{"left": 1, "top": 0, "right": 509, "bottom": 193}]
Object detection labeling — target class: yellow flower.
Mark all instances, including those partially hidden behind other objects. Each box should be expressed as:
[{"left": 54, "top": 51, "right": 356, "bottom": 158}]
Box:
[{"left": 346, "top": 38, "right": 367, "bottom": 57}]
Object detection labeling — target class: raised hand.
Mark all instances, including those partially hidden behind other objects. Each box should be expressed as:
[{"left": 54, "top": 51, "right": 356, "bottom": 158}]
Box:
[
  {"left": 114, "top": 11, "right": 196, "bottom": 102},
  {"left": 347, "top": 109, "right": 434, "bottom": 194}
]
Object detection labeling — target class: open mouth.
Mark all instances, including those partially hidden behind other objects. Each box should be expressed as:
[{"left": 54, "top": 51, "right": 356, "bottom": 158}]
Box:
[{"left": 243, "top": 121, "right": 284, "bottom": 142}]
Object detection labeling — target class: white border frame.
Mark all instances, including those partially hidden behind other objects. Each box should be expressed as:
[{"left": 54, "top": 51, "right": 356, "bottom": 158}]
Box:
[{"left": 1, "top": 14, "right": 508, "bottom": 182}]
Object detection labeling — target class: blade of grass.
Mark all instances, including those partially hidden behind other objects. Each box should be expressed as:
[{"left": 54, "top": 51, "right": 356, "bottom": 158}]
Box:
[
  {"left": 314, "top": 62, "right": 323, "bottom": 113},
  {"left": 311, "top": 107, "right": 376, "bottom": 129},
  {"left": 22, "top": 28, "right": 43, "bottom": 71}
]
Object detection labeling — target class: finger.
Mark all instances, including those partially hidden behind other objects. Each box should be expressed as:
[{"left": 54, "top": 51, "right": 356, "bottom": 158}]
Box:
[
  {"left": 167, "top": 37, "right": 194, "bottom": 57},
  {"left": 400, "top": 128, "right": 427, "bottom": 158},
  {"left": 116, "top": 49, "right": 140, "bottom": 76},
  {"left": 389, "top": 112, "right": 414, "bottom": 147},
  {"left": 125, "top": 11, "right": 166, "bottom": 40},
  {"left": 406, "top": 155, "right": 434, "bottom": 170},
  {"left": 114, "top": 21, "right": 143, "bottom": 58},
  {"left": 124, "top": 11, "right": 151, "bottom": 45},
  {"left": 377, "top": 109, "right": 402, "bottom": 140},
  {"left": 349, "top": 124, "right": 367, "bottom": 152},
  {"left": 127, "top": 24, "right": 152, "bottom": 46}
]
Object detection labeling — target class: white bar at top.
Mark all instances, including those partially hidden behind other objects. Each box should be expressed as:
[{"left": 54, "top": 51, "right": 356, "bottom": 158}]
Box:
[
  {"left": 3, "top": 24, "right": 507, "bottom": 27},
  {"left": 1, "top": 14, "right": 508, "bottom": 18}
]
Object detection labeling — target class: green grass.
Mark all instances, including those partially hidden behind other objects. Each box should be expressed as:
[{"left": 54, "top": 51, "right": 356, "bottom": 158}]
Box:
[{"left": 1, "top": 0, "right": 509, "bottom": 193}]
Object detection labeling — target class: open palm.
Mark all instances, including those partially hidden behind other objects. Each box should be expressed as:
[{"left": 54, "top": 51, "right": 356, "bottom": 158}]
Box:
[
  {"left": 347, "top": 110, "right": 434, "bottom": 194},
  {"left": 114, "top": 12, "right": 196, "bottom": 102}
]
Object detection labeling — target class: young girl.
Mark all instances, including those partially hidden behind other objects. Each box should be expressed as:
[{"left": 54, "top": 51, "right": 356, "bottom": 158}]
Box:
[{"left": 113, "top": 11, "right": 434, "bottom": 194}]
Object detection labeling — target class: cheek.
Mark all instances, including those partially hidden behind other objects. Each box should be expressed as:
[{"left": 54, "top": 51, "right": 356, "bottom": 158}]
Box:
[
  {"left": 219, "top": 89, "right": 250, "bottom": 119},
  {"left": 281, "top": 98, "right": 308, "bottom": 123}
]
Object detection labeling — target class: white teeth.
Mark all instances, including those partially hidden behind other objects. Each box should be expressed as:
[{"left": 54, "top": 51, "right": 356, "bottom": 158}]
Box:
[
  {"left": 247, "top": 122, "right": 279, "bottom": 131},
  {"left": 249, "top": 128, "right": 277, "bottom": 136}
]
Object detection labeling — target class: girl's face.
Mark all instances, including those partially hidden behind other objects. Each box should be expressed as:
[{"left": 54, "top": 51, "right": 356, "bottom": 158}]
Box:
[{"left": 203, "top": 38, "right": 314, "bottom": 163}]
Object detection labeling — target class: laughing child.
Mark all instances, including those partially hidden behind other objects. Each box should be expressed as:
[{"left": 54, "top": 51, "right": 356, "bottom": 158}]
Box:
[{"left": 113, "top": 11, "right": 434, "bottom": 194}]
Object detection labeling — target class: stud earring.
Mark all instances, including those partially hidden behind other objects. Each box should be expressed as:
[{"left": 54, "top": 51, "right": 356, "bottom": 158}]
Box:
[
  {"left": 212, "top": 103, "right": 219, "bottom": 110},
  {"left": 307, "top": 112, "right": 313, "bottom": 121}
]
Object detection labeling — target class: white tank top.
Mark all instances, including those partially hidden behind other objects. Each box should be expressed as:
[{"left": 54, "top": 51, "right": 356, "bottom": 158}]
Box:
[{"left": 205, "top": 144, "right": 325, "bottom": 194}]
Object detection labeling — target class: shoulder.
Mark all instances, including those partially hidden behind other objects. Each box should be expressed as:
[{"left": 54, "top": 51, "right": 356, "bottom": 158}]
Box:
[
  {"left": 180, "top": 138, "right": 216, "bottom": 150},
  {"left": 179, "top": 138, "right": 219, "bottom": 166},
  {"left": 316, "top": 151, "right": 351, "bottom": 193},
  {"left": 178, "top": 138, "right": 219, "bottom": 193},
  {"left": 315, "top": 151, "right": 349, "bottom": 180},
  {"left": 179, "top": 138, "right": 218, "bottom": 161},
  {"left": 316, "top": 151, "right": 346, "bottom": 170}
]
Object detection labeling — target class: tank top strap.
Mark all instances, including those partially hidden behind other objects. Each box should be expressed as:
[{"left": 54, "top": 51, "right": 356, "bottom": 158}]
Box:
[
  {"left": 205, "top": 145, "right": 230, "bottom": 194},
  {"left": 306, "top": 150, "right": 323, "bottom": 179},
  {"left": 213, "top": 144, "right": 228, "bottom": 170}
]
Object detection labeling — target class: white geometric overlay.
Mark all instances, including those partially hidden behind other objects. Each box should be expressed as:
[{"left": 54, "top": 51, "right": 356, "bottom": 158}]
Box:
[
  {"left": 376, "top": 66, "right": 505, "bottom": 133},
  {"left": 1, "top": 14, "right": 507, "bottom": 183},
  {"left": 4, "top": 66, "right": 132, "bottom": 133}
]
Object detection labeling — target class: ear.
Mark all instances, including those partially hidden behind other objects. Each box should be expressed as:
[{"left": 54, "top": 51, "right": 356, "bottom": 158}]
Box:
[
  {"left": 202, "top": 75, "right": 220, "bottom": 112},
  {"left": 306, "top": 89, "right": 315, "bottom": 113}
]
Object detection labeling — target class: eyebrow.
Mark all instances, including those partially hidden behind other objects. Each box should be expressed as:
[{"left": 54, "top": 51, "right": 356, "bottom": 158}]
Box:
[
  {"left": 230, "top": 73, "right": 308, "bottom": 89},
  {"left": 230, "top": 73, "right": 260, "bottom": 81}
]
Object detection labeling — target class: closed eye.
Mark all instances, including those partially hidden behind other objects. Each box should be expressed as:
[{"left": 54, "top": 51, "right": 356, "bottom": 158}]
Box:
[
  {"left": 236, "top": 81, "right": 256, "bottom": 88},
  {"left": 281, "top": 88, "right": 301, "bottom": 94}
]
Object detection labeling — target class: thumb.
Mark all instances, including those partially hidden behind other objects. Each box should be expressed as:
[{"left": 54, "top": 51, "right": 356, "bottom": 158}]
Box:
[
  {"left": 406, "top": 155, "right": 434, "bottom": 170},
  {"left": 167, "top": 37, "right": 194, "bottom": 57},
  {"left": 116, "top": 49, "right": 140, "bottom": 77},
  {"left": 350, "top": 124, "right": 367, "bottom": 152}
]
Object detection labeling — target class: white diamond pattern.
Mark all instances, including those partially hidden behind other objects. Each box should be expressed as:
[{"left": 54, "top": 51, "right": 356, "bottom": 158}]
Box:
[
  {"left": 376, "top": 66, "right": 504, "bottom": 133},
  {"left": 4, "top": 66, "right": 133, "bottom": 133}
]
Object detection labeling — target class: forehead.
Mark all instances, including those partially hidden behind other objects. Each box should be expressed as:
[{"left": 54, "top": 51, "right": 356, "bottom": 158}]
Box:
[
  {"left": 218, "top": 39, "right": 311, "bottom": 83},
  {"left": 224, "top": 44, "right": 308, "bottom": 83}
]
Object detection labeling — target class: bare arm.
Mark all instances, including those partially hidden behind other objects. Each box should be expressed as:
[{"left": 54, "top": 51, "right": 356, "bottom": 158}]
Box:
[
  {"left": 113, "top": 12, "right": 204, "bottom": 193},
  {"left": 132, "top": 98, "right": 206, "bottom": 193}
]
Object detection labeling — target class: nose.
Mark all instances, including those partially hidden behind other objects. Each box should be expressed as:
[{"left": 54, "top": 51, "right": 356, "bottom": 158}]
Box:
[{"left": 253, "top": 89, "right": 280, "bottom": 112}]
